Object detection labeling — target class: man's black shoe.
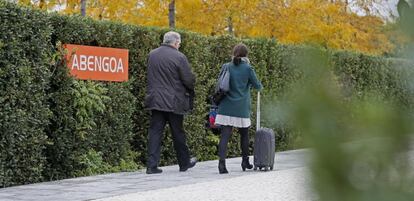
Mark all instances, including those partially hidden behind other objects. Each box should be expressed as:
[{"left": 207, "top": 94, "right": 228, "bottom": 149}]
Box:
[
  {"left": 146, "top": 167, "right": 162, "bottom": 174},
  {"left": 179, "top": 157, "right": 197, "bottom": 172}
]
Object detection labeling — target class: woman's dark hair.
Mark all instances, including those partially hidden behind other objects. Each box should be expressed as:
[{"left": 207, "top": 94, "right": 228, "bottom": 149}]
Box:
[{"left": 232, "top": 44, "right": 248, "bottom": 66}]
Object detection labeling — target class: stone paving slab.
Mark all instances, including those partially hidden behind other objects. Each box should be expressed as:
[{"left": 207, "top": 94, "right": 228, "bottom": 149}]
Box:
[
  {"left": 96, "top": 167, "right": 316, "bottom": 201},
  {"left": 0, "top": 149, "right": 309, "bottom": 201}
]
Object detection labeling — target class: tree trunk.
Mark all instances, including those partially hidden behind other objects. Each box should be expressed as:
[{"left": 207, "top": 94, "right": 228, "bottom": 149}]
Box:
[
  {"left": 39, "top": 0, "right": 46, "bottom": 9},
  {"left": 342, "top": 0, "right": 349, "bottom": 12},
  {"left": 227, "top": 16, "right": 234, "bottom": 36},
  {"left": 81, "top": 0, "right": 86, "bottom": 17},
  {"left": 169, "top": 0, "right": 175, "bottom": 29}
]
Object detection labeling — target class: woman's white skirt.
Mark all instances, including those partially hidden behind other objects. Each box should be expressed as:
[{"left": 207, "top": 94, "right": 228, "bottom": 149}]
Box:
[{"left": 215, "top": 114, "right": 251, "bottom": 128}]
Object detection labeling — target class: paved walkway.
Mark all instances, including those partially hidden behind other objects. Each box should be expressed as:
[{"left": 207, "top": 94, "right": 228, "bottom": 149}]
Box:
[{"left": 0, "top": 149, "right": 314, "bottom": 201}]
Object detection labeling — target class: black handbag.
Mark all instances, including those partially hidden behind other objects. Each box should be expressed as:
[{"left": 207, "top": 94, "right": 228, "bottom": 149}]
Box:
[{"left": 211, "top": 90, "right": 226, "bottom": 105}]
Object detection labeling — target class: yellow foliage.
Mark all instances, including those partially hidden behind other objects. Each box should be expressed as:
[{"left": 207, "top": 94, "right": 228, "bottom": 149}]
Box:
[
  {"left": 17, "top": 0, "right": 399, "bottom": 55},
  {"left": 18, "top": 0, "right": 61, "bottom": 10}
]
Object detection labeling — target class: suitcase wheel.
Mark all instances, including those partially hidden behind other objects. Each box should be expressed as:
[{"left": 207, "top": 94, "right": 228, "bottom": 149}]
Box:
[
  {"left": 270, "top": 165, "right": 274, "bottom": 171},
  {"left": 264, "top": 167, "right": 269, "bottom": 171},
  {"left": 253, "top": 165, "right": 257, "bottom": 171}
]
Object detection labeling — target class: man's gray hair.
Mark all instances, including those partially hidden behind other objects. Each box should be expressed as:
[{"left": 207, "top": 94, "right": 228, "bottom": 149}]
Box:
[{"left": 163, "top": 31, "right": 181, "bottom": 45}]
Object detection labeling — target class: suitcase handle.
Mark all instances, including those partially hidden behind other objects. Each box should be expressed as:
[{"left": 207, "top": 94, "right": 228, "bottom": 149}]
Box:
[{"left": 256, "top": 91, "right": 261, "bottom": 131}]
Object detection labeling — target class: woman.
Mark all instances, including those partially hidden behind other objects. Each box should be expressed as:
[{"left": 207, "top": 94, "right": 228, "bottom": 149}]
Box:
[{"left": 215, "top": 43, "right": 262, "bottom": 174}]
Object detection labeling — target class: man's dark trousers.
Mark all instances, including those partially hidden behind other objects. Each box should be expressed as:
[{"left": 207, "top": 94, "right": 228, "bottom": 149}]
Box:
[{"left": 147, "top": 110, "right": 190, "bottom": 169}]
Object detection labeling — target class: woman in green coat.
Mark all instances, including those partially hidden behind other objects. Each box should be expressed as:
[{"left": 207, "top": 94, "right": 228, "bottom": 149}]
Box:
[{"left": 215, "top": 44, "right": 263, "bottom": 174}]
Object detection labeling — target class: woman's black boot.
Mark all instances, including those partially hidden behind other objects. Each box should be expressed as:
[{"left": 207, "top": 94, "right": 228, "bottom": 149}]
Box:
[
  {"left": 218, "top": 159, "right": 228, "bottom": 174},
  {"left": 241, "top": 156, "right": 253, "bottom": 171}
]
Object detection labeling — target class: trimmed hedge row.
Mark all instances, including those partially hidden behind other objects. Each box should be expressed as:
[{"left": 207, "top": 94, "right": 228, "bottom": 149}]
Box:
[
  {"left": 45, "top": 15, "right": 139, "bottom": 180},
  {"left": 0, "top": 1, "right": 52, "bottom": 186},
  {"left": 1, "top": 1, "right": 413, "bottom": 187}
]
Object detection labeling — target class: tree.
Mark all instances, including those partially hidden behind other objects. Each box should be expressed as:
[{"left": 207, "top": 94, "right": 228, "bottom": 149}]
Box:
[
  {"left": 17, "top": 0, "right": 60, "bottom": 10},
  {"left": 15, "top": 0, "right": 401, "bottom": 55},
  {"left": 248, "top": 0, "right": 393, "bottom": 54},
  {"left": 81, "top": 0, "right": 86, "bottom": 16},
  {"left": 168, "top": 0, "right": 175, "bottom": 29}
]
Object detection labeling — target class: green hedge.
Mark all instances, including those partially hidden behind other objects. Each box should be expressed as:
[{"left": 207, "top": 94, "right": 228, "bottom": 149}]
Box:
[
  {"left": 332, "top": 51, "right": 414, "bottom": 107},
  {"left": 1, "top": 1, "right": 413, "bottom": 187},
  {"left": 45, "top": 16, "right": 139, "bottom": 180},
  {"left": 0, "top": 1, "right": 52, "bottom": 187}
]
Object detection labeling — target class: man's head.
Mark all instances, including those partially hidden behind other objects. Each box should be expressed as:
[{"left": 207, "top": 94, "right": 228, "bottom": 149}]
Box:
[{"left": 163, "top": 31, "right": 181, "bottom": 49}]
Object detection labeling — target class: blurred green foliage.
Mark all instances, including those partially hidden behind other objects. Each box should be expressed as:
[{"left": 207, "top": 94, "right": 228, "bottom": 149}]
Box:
[{"left": 278, "top": 48, "right": 414, "bottom": 200}]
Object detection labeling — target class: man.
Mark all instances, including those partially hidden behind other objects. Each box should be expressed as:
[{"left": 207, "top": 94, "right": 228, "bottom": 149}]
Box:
[{"left": 145, "top": 31, "right": 197, "bottom": 174}]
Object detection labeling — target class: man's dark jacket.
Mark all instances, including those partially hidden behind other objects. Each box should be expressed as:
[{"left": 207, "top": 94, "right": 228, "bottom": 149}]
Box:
[{"left": 145, "top": 44, "right": 195, "bottom": 115}]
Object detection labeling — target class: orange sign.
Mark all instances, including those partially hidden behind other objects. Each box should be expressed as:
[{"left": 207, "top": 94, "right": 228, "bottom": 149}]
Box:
[{"left": 64, "top": 44, "right": 128, "bottom": 82}]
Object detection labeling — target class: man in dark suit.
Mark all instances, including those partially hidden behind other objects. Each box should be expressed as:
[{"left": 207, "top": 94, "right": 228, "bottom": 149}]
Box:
[{"left": 145, "top": 31, "right": 197, "bottom": 174}]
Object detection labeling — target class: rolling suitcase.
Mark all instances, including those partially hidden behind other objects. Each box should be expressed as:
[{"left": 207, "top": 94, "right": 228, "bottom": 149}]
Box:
[{"left": 253, "top": 92, "right": 276, "bottom": 171}]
